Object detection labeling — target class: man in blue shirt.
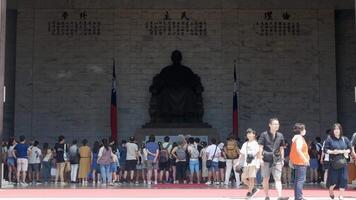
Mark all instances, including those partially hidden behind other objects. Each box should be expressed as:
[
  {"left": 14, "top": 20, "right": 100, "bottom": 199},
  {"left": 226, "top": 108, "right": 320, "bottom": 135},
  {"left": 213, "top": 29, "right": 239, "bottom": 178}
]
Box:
[
  {"left": 13, "top": 135, "right": 29, "bottom": 186},
  {"left": 146, "top": 134, "right": 159, "bottom": 184}
]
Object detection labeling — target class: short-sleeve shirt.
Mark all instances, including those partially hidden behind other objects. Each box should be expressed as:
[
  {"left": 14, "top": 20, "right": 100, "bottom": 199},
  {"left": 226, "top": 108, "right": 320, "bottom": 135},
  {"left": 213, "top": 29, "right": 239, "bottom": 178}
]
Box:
[
  {"left": 54, "top": 143, "right": 67, "bottom": 163},
  {"left": 146, "top": 142, "right": 159, "bottom": 161},
  {"left": 14, "top": 143, "right": 29, "bottom": 159},
  {"left": 324, "top": 136, "right": 351, "bottom": 160},
  {"left": 258, "top": 131, "right": 285, "bottom": 160},
  {"left": 206, "top": 144, "right": 221, "bottom": 162},
  {"left": 28, "top": 146, "right": 42, "bottom": 164},
  {"left": 126, "top": 142, "right": 138, "bottom": 160}
]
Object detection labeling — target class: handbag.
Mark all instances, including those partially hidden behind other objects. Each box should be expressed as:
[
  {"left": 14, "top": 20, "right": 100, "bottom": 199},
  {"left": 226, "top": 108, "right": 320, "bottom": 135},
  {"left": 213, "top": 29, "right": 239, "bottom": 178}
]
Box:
[
  {"left": 331, "top": 154, "right": 347, "bottom": 169},
  {"left": 206, "top": 145, "right": 218, "bottom": 168}
]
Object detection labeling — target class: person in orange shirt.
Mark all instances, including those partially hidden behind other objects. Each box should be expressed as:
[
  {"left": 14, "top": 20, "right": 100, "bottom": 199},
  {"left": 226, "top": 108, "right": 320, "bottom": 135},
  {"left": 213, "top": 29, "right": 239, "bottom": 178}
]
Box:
[{"left": 290, "top": 123, "right": 310, "bottom": 200}]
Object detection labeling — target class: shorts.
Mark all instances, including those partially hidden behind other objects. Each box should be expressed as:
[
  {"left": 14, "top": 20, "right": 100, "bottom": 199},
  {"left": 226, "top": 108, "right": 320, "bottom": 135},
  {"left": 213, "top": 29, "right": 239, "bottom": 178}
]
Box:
[
  {"left": 28, "top": 163, "right": 41, "bottom": 172},
  {"left": 208, "top": 161, "right": 219, "bottom": 172},
  {"left": 218, "top": 161, "right": 226, "bottom": 169},
  {"left": 241, "top": 165, "right": 257, "bottom": 180},
  {"left": 171, "top": 158, "right": 177, "bottom": 166},
  {"left": 7, "top": 157, "right": 16, "bottom": 166},
  {"left": 110, "top": 162, "right": 118, "bottom": 173},
  {"left": 159, "top": 161, "right": 170, "bottom": 171},
  {"left": 17, "top": 158, "right": 28, "bottom": 172},
  {"left": 126, "top": 160, "right": 137, "bottom": 171},
  {"left": 189, "top": 159, "right": 199, "bottom": 173},
  {"left": 146, "top": 160, "right": 159, "bottom": 170},
  {"left": 261, "top": 162, "right": 282, "bottom": 181}
]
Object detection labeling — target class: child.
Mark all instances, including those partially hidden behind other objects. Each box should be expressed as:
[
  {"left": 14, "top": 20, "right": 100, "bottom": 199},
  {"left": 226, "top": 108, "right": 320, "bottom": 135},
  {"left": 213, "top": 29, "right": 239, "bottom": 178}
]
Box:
[{"left": 238, "top": 128, "right": 260, "bottom": 198}]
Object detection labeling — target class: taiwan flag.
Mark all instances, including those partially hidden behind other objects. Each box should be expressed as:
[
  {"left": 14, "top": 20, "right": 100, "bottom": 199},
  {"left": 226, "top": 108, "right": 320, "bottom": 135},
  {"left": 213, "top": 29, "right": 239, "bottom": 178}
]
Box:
[
  {"left": 111, "top": 59, "right": 118, "bottom": 141},
  {"left": 233, "top": 60, "right": 239, "bottom": 137}
]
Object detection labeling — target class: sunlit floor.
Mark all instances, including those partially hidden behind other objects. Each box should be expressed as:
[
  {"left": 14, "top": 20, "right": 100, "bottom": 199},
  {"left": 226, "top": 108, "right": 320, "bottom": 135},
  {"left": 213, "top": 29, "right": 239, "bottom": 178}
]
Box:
[{"left": 1, "top": 181, "right": 356, "bottom": 200}]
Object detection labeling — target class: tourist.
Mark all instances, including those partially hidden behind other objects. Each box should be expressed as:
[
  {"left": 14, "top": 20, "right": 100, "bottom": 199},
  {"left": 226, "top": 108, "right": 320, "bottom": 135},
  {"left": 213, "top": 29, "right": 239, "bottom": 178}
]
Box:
[
  {"left": 321, "top": 129, "right": 331, "bottom": 185},
  {"left": 309, "top": 142, "right": 320, "bottom": 184},
  {"left": 124, "top": 136, "right": 138, "bottom": 183},
  {"left": 258, "top": 118, "right": 288, "bottom": 200},
  {"left": 146, "top": 134, "right": 159, "bottom": 184},
  {"left": 91, "top": 141, "right": 101, "bottom": 184},
  {"left": 290, "top": 123, "right": 310, "bottom": 200},
  {"left": 239, "top": 128, "right": 260, "bottom": 198},
  {"left": 78, "top": 139, "right": 91, "bottom": 185},
  {"left": 324, "top": 123, "right": 351, "bottom": 200},
  {"left": 54, "top": 135, "right": 68, "bottom": 185},
  {"left": 171, "top": 135, "right": 188, "bottom": 184},
  {"left": 69, "top": 140, "right": 79, "bottom": 183},
  {"left": 218, "top": 142, "right": 226, "bottom": 184},
  {"left": 187, "top": 137, "right": 200, "bottom": 184},
  {"left": 224, "top": 134, "right": 241, "bottom": 186},
  {"left": 6, "top": 137, "right": 17, "bottom": 184},
  {"left": 205, "top": 138, "right": 221, "bottom": 185},
  {"left": 14, "top": 135, "right": 29, "bottom": 186},
  {"left": 42, "top": 143, "right": 52, "bottom": 184},
  {"left": 28, "top": 140, "right": 42, "bottom": 185},
  {"left": 282, "top": 140, "right": 292, "bottom": 185},
  {"left": 200, "top": 141, "right": 208, "bottom": 183},
  {"left": 159, "top": 136, "right": 172, "bottom": 183},
  {"left": 98, "top": 138, "right": 114, "bottom": 186}
]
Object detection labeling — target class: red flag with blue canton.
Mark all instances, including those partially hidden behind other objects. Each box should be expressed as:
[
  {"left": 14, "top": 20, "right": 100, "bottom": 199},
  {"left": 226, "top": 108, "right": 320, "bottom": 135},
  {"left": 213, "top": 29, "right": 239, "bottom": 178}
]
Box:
[
  {"left": 111, "top": 59, "right": 118, "bottom": 141},
  {"left": 233, "top": 60, "right": 239, "bottom": 137}
]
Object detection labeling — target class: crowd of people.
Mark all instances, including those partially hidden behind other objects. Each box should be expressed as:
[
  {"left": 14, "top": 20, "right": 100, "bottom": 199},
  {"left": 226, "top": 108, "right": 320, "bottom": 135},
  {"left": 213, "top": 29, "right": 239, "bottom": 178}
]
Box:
[{"left": 1, "top": 118, "right": 356, "bottom": 200}]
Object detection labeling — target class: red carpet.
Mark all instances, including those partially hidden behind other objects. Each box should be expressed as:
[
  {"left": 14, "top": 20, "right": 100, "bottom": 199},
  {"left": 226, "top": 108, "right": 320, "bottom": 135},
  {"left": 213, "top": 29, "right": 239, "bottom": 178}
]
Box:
[
  {"left": 0, "top": 188, "right": 355, "bottom": 198},
  {"left": 153, "top": 183, "right": 209, "bottom": 189}
]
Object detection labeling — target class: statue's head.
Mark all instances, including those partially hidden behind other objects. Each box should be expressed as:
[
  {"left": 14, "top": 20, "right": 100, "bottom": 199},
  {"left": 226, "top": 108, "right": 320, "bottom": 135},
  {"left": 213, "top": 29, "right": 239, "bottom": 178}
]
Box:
[{"left": 171, "top": 50, "right": 182, "bottom": 65}]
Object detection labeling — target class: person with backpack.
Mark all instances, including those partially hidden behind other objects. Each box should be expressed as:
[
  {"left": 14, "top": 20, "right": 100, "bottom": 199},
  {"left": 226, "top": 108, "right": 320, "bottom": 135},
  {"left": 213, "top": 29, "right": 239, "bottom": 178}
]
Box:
[
  {"left": 324, "top": 123, "right": 351, "bottom": 200},
  {"left": 69, "top": 140, "right": 79, "bottom": 183},
  {"left": 172, "top": 135, "right": 188, "bottom": 184},
  {"left": 224, "top": 134, "right": 241, "bottom": 186},
  {"left": 187, "top": 137, "right": 200, "bottom": 184},
  {"left": 159, "top": 136, "right": 172, "bottom": 183}
]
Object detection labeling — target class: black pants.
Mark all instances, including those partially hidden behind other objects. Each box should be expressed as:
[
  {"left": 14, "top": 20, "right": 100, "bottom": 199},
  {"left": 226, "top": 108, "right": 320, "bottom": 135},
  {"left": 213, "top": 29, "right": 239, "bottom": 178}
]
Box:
[{"left": 176, "top": 161, "right": 186, "bottom": 182}]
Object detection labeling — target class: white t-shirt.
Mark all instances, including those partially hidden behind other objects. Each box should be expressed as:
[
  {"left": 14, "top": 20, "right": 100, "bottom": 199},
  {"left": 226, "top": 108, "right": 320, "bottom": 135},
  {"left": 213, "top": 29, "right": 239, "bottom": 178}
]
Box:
[
  {"left": 206, "top": 144, "right": 221, "bottom": 162},
  {"left": 126, "top": 142, "right": 138, "bottom": 160},
  {"left": 28, "top": 146, "right": 42, "bottom": 164},
  {"left": 322, "top": 141, "right": 329, "bottom": 161},
  {"left": 240, "top": 140, "right": 260, "bottom": 167}
]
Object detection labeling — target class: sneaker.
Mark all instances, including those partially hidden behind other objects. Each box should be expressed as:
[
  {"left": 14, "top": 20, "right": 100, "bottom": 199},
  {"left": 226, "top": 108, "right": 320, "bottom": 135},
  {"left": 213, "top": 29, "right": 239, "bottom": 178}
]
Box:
[
  {"left": 109, "top": 182, "right": 114, "bottom": 186},
  {"left": 154, "top": 181, "right": 158, "bottom": 184},
  {"left": 277, "top": 197, "right": 289, "bottom": 200},
  {"left": 21, "top": 182, "right": 28, "bottom": 186},
  {"left": 223, "top": 182, "right": 229, "bottom": 186},
  {"left": 214, "top": 181, "right": 220, "bottom": 185},
  {"left": 147, "top": 181, "right": 151, "bottom": 185},
  {"left": 251, "top": 188, "right": 259, "bottom": 198},
  {"left": 60, "top": 182, "right": 67, "bottom": 186},
  {"left": 205, "top": 181, "right": 212, "bottom": 185},
  {"left": 246, "top": 192, "right": 252, "bottom": 197}
]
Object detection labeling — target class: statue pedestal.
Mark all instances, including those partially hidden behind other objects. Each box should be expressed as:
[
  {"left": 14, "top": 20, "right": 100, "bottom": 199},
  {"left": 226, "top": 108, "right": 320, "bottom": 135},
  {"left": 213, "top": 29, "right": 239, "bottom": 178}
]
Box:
[{"left": 135, "top": 127, "right": 218, "bottom": 144}]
